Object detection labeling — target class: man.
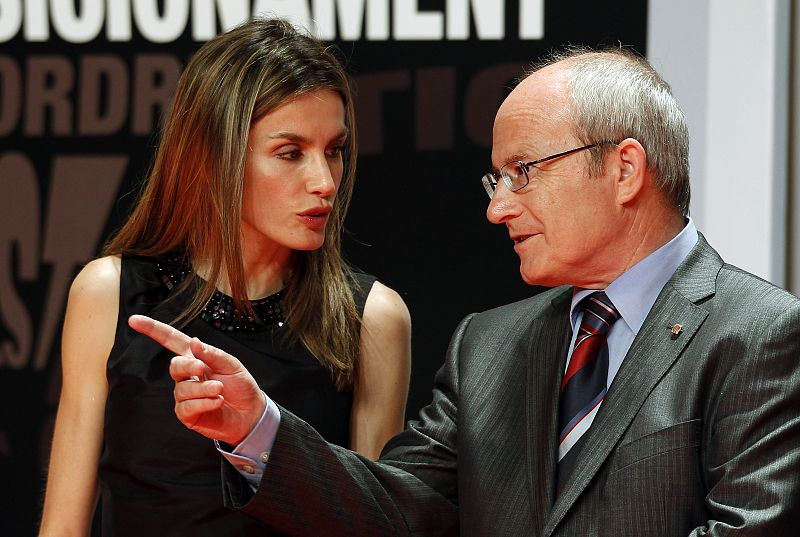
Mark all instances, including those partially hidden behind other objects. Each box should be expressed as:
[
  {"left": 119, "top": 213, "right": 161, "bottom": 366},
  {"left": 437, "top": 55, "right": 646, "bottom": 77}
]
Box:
[{"left": 132, "top": 47, "right": 800, "bottom": 535}]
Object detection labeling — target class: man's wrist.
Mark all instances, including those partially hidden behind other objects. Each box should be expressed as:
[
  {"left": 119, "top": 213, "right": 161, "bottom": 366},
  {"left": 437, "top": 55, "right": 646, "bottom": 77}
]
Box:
[{"left": 217, "top": 393, "right": 281, "bottom": 490}]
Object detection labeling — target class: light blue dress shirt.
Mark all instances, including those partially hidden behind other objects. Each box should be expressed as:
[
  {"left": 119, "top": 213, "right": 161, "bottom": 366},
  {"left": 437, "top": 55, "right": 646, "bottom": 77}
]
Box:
[
  {"left": 567, "top": 218, "right": 698, "bottom": 386},
  {"left": 225, "top": 219, "right": 699, "bottom": 489}
]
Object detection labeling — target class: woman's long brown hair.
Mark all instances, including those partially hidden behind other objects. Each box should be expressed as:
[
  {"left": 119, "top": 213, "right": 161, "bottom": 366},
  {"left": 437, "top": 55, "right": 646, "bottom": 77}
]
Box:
[{"left": 103, "top": 18, "right": 361, "bottom": 389}]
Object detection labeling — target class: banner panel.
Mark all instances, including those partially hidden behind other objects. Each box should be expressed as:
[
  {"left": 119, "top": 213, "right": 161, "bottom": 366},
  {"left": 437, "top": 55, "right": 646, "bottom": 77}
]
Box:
[{"left": 0, "top": 1, "right": 647, "bottom": 533}]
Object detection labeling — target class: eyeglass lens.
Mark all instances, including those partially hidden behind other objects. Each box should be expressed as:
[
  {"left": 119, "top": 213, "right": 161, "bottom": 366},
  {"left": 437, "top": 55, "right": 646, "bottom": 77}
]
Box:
[{"left": 481, "top": 175, "right": 496, "bottom": 199}]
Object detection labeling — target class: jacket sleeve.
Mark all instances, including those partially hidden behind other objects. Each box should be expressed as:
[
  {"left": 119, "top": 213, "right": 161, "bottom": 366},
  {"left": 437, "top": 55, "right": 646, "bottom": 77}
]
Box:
[
  {"left": 691, "top": 302, "right": 800, "bottom": 535},
  {"left": 221, "top": 314, "right": 478, "bottom": 536}
]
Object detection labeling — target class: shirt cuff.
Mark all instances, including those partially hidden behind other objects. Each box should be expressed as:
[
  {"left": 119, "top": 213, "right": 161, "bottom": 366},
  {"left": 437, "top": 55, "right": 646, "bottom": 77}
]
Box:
[{"left": 216, "top": 392, "right": 281, "bottom": 490}]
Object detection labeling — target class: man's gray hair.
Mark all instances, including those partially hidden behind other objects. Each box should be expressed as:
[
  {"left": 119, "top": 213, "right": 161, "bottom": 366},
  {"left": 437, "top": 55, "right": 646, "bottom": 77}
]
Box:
[{"left": 529, "top": 47, "right": 691, "bottom": 216}]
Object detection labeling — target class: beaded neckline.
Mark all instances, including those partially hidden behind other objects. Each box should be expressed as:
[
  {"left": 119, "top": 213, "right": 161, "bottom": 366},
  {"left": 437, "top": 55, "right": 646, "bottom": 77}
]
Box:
[{"left": 155, "top": 257, "right": 286, "bottom": 333}]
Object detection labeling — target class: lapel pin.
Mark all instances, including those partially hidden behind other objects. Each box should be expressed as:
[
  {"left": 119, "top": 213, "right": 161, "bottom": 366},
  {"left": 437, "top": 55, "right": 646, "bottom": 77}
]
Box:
[{"left": 670, "top": 323, "right": 682, "bottom": 339}]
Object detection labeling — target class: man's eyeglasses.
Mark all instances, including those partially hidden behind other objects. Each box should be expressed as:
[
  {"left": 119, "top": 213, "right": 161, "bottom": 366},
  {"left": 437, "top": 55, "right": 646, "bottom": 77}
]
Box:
[{"left": 481, "top": 142, "right": 618, "bottom": 200}]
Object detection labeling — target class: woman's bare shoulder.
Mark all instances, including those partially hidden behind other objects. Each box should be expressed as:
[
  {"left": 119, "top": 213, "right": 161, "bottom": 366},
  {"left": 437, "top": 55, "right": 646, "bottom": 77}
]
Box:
[
  {"left": 70, "top": 255, "right": 121, "bottom": 299},
  {"left": 361, "top": 281, "right": 410, "bottom": 328}
]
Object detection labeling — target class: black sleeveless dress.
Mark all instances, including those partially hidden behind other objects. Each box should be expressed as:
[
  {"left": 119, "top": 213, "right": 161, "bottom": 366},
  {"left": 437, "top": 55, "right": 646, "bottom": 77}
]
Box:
[{"left": 98, "top": 255, "right": 375, "bottom": 536}]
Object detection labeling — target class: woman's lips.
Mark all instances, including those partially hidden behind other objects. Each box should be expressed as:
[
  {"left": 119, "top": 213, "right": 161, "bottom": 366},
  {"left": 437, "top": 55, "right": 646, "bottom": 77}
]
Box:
[{"left": 298, "top": 207, "right": 331, "bottom": 231}]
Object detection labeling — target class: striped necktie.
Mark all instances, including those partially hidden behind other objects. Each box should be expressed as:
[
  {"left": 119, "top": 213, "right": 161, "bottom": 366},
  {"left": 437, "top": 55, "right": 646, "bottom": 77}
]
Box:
[{"left": 557, "top": 291, "right": 620, "bottom": 492}]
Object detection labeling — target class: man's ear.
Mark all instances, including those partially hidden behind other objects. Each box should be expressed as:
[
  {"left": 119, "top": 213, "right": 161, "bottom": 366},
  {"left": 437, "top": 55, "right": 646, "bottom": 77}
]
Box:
[{"left": 612, "top": 138, "right": 648, "bottom": 205}]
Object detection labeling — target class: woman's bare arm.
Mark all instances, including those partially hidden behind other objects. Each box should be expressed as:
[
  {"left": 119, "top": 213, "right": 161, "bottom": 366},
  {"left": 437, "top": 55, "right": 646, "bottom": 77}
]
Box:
[
  {"left": 38, "top": 256, "right": 120, "bottom": 537},
  {"left": 349, "top": 282, "right": 412, "bottom": 460}
]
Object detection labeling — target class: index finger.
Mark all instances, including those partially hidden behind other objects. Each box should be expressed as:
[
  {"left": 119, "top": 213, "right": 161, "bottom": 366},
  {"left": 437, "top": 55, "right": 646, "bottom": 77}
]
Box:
[{"left": 128, "top": 314, "right": 194, "bottom": 357}]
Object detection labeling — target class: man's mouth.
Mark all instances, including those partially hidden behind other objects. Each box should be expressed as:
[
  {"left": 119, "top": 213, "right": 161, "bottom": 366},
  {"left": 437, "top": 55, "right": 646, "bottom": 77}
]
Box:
[{"left": 512, "top": 234, "right": 533, "bottom": 245}]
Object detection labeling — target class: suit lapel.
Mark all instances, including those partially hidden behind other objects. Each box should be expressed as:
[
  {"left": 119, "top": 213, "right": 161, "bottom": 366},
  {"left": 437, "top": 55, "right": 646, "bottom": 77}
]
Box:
[
  {"left": 525, "top": 288, "right": 573, "bottom": 533},
  {"left": 543, "top": 236, "right": 723, "bottom": 535}
]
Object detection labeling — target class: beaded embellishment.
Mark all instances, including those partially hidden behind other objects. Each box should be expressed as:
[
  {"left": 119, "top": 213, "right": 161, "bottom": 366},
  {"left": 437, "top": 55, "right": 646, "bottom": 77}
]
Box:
[{"left": 155, "top": 257, "right": 286, "bottom": 333}]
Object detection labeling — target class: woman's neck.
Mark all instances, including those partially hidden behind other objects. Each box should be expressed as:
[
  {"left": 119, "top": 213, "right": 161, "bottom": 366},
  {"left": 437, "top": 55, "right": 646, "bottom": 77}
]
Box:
[{"left": 192, "top": 242, "right": 294, "bottom": 300}]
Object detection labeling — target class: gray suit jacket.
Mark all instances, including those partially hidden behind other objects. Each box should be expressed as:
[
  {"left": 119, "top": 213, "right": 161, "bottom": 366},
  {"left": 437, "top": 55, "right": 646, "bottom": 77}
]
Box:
[{"left": 224, "top": 237, "right": 800, "bottom": 536}]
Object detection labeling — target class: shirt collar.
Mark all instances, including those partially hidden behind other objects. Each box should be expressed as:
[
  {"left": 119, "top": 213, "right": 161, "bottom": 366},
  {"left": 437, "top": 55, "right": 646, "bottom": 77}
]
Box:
[{"left": 570, "top": 218, "right": 698, "bottom": 334}]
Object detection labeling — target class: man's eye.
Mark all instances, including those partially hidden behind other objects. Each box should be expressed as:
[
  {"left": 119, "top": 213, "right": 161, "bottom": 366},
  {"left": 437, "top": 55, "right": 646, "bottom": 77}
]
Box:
[{"left": 509, "top": 162, "right": 526, "bottom": 176}]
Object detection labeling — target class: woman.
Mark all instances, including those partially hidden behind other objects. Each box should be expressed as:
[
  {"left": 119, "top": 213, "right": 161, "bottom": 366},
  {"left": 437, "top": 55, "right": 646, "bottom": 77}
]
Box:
[{"left": 38, "top": 17, "right": 411, "bottom": 536}]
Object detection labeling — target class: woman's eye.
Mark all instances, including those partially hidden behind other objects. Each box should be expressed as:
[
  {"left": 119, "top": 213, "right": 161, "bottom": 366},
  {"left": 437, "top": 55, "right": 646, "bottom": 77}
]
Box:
[
  {"left": 277, "top": 149, "right": 302, "bottom": 160},
  {"left": 327, "top": 146, "right": 344, "bottom": 158}
]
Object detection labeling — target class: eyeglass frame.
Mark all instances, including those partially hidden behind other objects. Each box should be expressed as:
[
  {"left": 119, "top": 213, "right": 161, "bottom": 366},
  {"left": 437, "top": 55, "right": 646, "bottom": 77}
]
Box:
[{"left": 481, "top": 141, "right": 619, "bottom": 200}]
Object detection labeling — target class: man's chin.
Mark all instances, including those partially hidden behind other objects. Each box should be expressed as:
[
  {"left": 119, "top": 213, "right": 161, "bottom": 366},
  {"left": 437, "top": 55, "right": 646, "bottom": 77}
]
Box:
[
  {"left": 519, "top": 265, "right": 563, "bottom": 288},
  {"left": 519, "top": 266, "right": 545, "bottom": 286}
]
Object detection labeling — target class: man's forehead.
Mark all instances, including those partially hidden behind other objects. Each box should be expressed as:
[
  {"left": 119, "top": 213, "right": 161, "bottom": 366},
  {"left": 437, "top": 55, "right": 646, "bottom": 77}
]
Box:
[
  {"left": 491, "top": 110, "right": 540, "bottom": 165},
  {"left": 492, "top": 86, "right": 571, "bottom": 165}
]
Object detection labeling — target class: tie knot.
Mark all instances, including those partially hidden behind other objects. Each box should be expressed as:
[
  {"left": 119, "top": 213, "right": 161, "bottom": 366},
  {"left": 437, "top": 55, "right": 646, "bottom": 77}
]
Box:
[{"left": 580, "top": 292, "right": 620, "bottom": 336}]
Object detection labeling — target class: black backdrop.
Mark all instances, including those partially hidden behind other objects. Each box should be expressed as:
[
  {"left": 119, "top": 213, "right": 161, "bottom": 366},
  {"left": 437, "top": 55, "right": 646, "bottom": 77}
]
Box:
[{"left": 0, "top": 1, "right": 647, "bottom": 534}]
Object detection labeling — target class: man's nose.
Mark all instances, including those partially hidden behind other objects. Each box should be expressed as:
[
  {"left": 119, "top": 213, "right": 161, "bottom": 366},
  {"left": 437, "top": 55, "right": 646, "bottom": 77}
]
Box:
[{"left": 486, "top": 182, "right": 519, "bottom": 224}]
